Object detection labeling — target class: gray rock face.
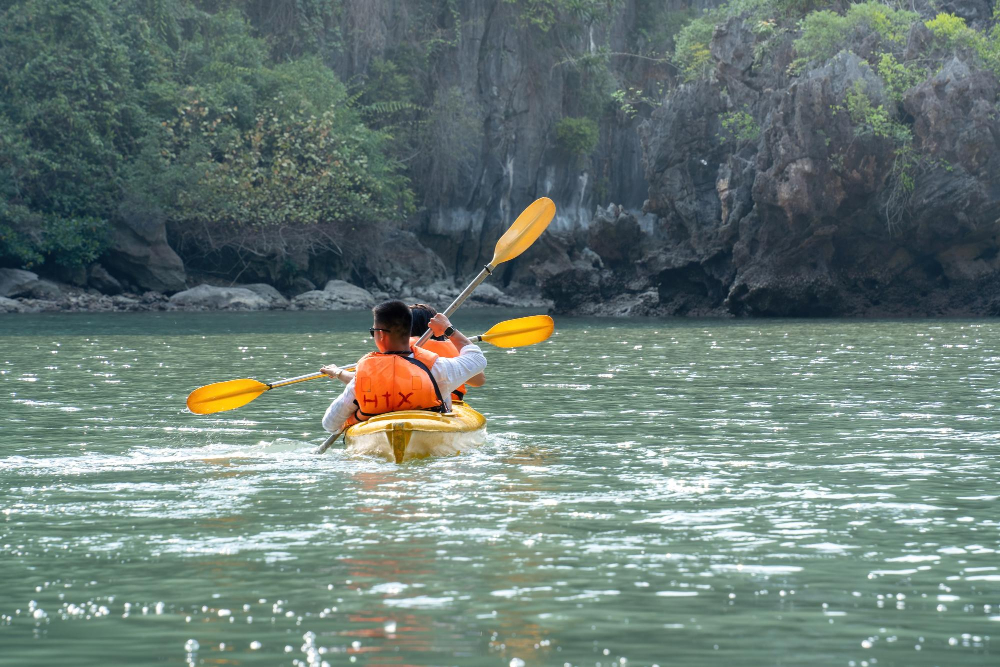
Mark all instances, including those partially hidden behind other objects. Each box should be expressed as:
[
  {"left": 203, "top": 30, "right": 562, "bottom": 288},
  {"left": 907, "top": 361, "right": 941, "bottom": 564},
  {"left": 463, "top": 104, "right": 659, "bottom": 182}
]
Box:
[
  {"left": 326, "top": 0, "right": 656, "bottom": 278},
  {"left": 18, "top": 279, "right": 64, "bottom": 301},
  {"left": 290, "top": 276, "right": 317, "bottom": 296},
  {"left": 242, "top": 283, "right": 290, "bottom": 308},
  {"left": 87, "top": 264, "right": 123, "bottom": 295},
  {"left": 292, "top": 281, "right": 376, "bottom": 310},
  {"left": 104, "top": 215, "right": 186, "bottom": 293},
  {"left": 0, "top": 270, "right": 65, "bottom": 301},
  {"left": 0, "top": 296, "right": 33, "bottom": 313},
  {"left": 168, "top": 284, "right": 271, "bottom": 311},
  {"left": 640, "top": 79, "right": 731, "bottom": 230},
  {"left": 324, "top": 280, "right": 376, "bottom": 304},
  {"left": 754, "top": 53, "right": 893, "bottom": 224},
  {"left": 467, "top": 283, "right": 506, "bottom": 305},
  {"left": 937, "top": 0, "right": 993, "bottom": 27},
  {"left": 905, "top": 58, "right": 1000, "bottom": 175},
  {"left": 0, "top": 269, "right": 39, "bottom": 298},
  {"left": 362, "top": 228, "right": 448, "bottom": 290},
  {"left": 529, "top": 16, "right": 1000, "bottom": 317}
]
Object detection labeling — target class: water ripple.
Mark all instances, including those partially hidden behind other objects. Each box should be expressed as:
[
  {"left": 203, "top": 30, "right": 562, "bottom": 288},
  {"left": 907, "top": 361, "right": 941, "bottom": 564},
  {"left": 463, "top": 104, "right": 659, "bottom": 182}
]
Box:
[{"left": 1, "top": 313, "right": 998, "bottom": 665}]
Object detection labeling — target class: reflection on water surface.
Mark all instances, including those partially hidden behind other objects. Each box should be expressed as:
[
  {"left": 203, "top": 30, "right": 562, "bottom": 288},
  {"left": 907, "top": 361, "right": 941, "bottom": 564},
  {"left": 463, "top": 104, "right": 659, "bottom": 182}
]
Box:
[{"left": 1, "top": 312, "right": 997, "bottom": 665}]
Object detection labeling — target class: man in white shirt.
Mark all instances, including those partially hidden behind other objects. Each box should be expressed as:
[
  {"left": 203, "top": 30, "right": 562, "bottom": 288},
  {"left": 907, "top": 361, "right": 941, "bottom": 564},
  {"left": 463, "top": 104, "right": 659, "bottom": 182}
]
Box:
[{"left": 320, "top": 300, "right": 486, "bottom": 433}]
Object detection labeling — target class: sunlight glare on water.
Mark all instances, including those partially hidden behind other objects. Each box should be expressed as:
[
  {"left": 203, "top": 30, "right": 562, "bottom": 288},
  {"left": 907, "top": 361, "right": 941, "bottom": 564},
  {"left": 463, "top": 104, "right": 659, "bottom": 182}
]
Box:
[{"left": 1, "top": 311, "right": 998, "bottom": 666}]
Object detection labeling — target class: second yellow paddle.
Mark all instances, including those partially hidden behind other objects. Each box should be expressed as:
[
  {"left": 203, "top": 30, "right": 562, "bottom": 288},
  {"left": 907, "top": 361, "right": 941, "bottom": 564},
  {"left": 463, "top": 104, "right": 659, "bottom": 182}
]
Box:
[
  {"left": 472, "top": 314, "right": 554, "bottom": 348},
  {"left": 186, "top": 315, "right": 554, "bottom": 415},
  {"left": 413, "top": 197, "right": 555, "bottom": 347}
]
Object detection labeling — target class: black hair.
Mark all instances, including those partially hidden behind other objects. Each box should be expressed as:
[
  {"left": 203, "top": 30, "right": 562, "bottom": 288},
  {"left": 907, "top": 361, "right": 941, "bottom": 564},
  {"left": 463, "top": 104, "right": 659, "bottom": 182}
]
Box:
[
  {"left": 409, "top": 303, "right": 437, "bottom": 337},
  {"left": 372, "top": 300, "right": 412, "bottom": 338}
]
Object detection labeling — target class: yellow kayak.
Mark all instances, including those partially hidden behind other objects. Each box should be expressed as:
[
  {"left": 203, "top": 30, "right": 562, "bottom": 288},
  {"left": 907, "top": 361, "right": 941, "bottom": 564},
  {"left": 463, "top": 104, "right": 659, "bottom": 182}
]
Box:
[{"left": 344, "top": 402, "right": 487, "bottom": 463}]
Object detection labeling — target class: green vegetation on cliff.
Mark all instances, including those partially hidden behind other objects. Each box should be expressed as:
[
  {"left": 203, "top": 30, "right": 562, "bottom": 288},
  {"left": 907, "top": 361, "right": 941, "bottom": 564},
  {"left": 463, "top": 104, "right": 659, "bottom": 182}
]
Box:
[
  {"left": 666, "top": 0, "right": 1000, "bottom": 231},
  {"left": 8, "top": 0, "right": 1000, "bottom": 281},
  {"left": 0, "top": 0, "right": 407, "bottom": 270}
]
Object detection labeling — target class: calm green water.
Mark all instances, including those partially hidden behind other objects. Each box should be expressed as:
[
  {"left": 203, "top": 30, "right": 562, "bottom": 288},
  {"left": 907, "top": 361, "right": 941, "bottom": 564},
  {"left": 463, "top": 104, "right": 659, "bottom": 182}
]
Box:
[{"left": 1, "top": 311, "right": 998, "bottom": 666}]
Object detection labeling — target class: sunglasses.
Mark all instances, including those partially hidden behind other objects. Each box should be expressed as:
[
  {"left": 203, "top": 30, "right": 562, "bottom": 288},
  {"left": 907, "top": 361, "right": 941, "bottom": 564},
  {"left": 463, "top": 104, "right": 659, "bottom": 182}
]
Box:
[{"left": 369, "top": 327, "right": 389, "bottom": 337}]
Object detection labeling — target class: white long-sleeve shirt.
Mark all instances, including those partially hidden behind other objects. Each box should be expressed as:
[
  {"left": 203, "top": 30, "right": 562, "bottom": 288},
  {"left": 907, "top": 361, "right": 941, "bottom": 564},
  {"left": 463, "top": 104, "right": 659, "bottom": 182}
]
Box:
[{"left": 321, "top": 344, "right": 487, "bottom": 432}]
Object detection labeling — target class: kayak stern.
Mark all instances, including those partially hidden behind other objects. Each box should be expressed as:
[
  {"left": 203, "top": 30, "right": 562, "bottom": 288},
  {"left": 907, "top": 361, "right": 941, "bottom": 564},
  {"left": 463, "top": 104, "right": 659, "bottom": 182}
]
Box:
[{"left": 344, "top": 403, "right": 487, "bottom": 463}]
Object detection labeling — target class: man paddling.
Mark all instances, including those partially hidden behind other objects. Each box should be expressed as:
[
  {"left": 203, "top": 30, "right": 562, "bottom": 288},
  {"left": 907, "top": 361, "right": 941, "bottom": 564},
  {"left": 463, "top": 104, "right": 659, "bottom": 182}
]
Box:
[
  {"left": 410, "top": 303, "right": 485, "bottom": 402},
  {"left": 320, "top": 300, "right": 486, "bottom": 433}
]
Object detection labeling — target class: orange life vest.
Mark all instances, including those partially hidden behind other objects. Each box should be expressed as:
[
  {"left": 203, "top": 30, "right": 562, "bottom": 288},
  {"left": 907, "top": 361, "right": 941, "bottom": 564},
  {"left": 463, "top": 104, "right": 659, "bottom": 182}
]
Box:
[
  {"left": 410, "top": 335, "right": 468, "bottom": 401},
  {"left": 348, "top": 346, "right": 445, "bottom": 425}
]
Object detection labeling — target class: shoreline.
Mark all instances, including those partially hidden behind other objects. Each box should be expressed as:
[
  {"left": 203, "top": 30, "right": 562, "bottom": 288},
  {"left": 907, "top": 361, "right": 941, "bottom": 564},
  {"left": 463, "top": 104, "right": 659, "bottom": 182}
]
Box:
[{"left": 0, "top": 274, "right": 554, "bottom": 315}]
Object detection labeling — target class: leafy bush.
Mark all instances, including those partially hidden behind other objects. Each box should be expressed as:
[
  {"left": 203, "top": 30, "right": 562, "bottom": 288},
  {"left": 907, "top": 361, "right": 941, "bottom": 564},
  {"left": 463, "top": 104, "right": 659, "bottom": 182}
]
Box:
[
  {"left": 792, "top": 10, "right": 847, "bottom": 65},
  {"left": 634, "top": 1, "right": 695, "bottom": 55},
  {"left": 671, "top": 0, "right": 830, "bottom": 82},
  {"left": 555, "top": 117, "right": 600, "bottom": 156},
  {"left": 925, "top": 12, "right": 981, "bottom": 49},
  {"left": 876, "top": 53, "right": 927, "bottom": 103},
  {"left": 832, "top": 79, "right": 918, "bottom": 232},
  {"left": 0, "top": 203, "right": 108, "bottom": 268},
  {"left": 0, "top": 0, "right": 149, "bottom": 266},
  {"left": 842, "top": 80, "right": 911, "bottom": 143},
  {"left": 144, "top": 84, "right": 412, "bottom": 263},
  {"left": 925, "top": 13, "right": 1000, "bottom": 74},
  {"left": 241, "top": 0, "right": 341, "bottom": 60},
  {"left": 0, "top": 0, "right": 414, "bottom": 274},
  {"left": 794, "top": 2, "right": 918, "bottom": 67},
  {"left": 673, "top": 16, "right": 716, "bottom": 82},
  {"left": 718, "top": 106, "right": 760, "bottom": 144}
]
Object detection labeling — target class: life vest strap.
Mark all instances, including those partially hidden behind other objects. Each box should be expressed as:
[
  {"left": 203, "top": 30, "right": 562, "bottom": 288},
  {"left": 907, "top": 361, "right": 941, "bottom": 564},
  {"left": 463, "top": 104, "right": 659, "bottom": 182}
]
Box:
[{"left": 400, "top": 355, "right": 446, "bottom": 408}]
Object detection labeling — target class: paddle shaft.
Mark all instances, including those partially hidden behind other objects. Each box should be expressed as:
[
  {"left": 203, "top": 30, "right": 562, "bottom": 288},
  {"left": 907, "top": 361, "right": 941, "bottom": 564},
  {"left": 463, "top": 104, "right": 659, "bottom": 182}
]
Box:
[
  {"left": 414, "top": 263, "right": 494, "bottom": 347},
  {"left": 268, "top": 364, "right": 361, "bottom": 390},
  {"left": 269, "top": 372, "right": 326, "bottom": 389},
  {"left": 315, "top": 428, "right": 344, "bottom": 455}
]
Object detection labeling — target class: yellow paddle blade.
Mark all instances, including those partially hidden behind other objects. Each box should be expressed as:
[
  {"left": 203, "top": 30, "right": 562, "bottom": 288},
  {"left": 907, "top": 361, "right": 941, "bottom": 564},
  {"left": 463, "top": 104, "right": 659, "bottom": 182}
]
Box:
[
  {"left": 186, "top": 378, "right": 270, "bottom": 415},
  {"left": 480, "top": 315, "right": 554, "bottom": 348},
  {"left": 491, "top": 197, "right": 556, "bottom": 265}
]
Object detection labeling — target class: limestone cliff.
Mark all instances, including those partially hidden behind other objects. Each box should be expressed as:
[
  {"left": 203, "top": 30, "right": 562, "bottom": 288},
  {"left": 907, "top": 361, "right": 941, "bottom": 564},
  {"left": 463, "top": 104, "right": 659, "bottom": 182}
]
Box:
[{"left": 538, "top": 5, "right": 1000, "bottom": 317}]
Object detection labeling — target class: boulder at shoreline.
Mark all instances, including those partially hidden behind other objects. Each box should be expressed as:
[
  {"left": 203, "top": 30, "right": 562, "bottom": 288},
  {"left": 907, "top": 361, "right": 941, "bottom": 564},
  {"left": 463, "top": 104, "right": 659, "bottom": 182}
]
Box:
[
  {"left": 168, "top": 284, "right": 271, "bottom": 311},
  {"left": 0, "top": 269, "right": 40, "bottom": 298},
  {"left": 291, "top": 280, "right": 376, "bottom": 310}
]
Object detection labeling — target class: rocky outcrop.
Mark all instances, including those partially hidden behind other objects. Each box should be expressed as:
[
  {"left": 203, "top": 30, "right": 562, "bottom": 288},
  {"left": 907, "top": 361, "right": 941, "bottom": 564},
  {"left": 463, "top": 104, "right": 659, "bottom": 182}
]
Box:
[
  {"left": 291, "top": 280, "right": 376, "bottom": 310},
  {"left": 325, "top": 0, "right": 669, "bottom": 279},
  {"left": 87, "top": 264, "right": 123, "bottom": 295},
  {"left": 0, "top": 269, "right": 69, "bottom": 302},
  {"left": 0, "top": 269, "right": 39, "bottom": 298},
  {"left": 0, "top": 296, "right": 32, "bottom": 313},
  {"left": 360, "top": 228, "right": 449, "bottom": 290},
  {"left": 524, "top": 15, "right": 1000, "bottom": 317},
  {"left": 104, "top": 215, "right": 186, "bottom": 293},
  {"left": 169, "top": 284, "right": 271, "bottom": 311},
  {"left": 242, "top": 284, "right": 290, "bottom": 309}
]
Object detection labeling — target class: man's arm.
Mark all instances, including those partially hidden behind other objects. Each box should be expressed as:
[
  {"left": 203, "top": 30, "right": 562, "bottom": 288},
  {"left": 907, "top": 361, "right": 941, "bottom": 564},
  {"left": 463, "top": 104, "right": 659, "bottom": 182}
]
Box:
[
  {"left": 465, "top": 371, "right": 486, "bottom": 387},
  {"left": 321, "top": 364, "right": 355, "bottom": 384},
  {"left": 429, "top": 313, "right": 475, "bottom": 351},
  {"left": 426, "top": 314, "right": 487, "bottom": 399},
  {"left": 321, "top": 378, "right": 358, "bottom": 432}
]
